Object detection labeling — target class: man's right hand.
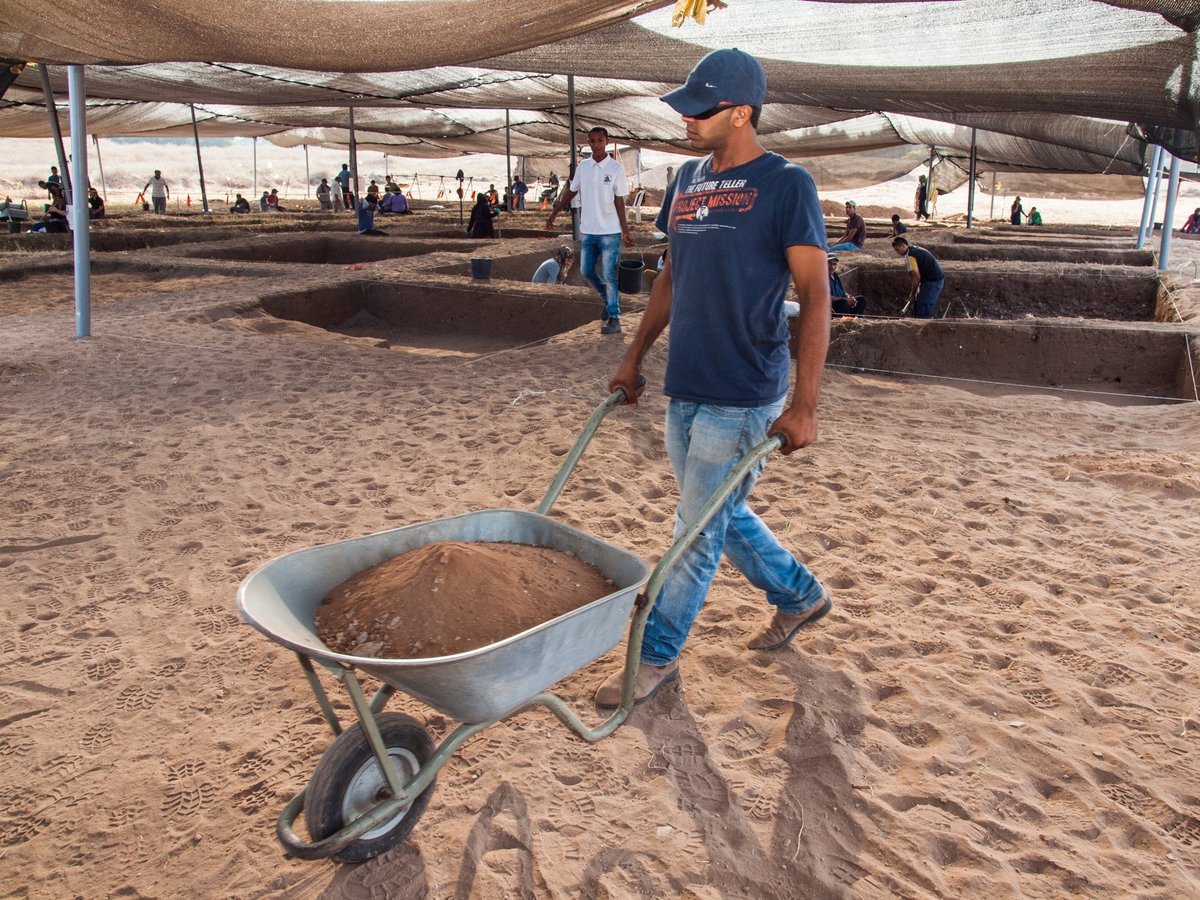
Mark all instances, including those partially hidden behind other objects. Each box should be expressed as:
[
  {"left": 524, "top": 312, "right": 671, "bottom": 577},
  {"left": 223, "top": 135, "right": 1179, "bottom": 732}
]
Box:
[{"left": 608, "top": 366, "right": 645, "bottom": 406}]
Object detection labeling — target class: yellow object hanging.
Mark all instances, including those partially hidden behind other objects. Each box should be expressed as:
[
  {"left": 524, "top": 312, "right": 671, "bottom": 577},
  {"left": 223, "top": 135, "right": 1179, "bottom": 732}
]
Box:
[{"left": 672, "top": 0, "right": 727, "bottom": 27}]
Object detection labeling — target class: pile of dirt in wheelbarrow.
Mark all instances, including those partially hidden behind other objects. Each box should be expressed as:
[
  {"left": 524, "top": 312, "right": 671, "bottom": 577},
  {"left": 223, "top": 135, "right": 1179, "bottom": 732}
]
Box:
[{"left": 315, "top": 541, "right": 617, "bottom": 658}]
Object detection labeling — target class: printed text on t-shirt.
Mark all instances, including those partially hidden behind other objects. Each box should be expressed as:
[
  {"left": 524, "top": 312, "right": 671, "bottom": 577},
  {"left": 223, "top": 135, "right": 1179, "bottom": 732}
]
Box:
[{"left": 671, "top": 187, "right": 759, "bottom": 227}]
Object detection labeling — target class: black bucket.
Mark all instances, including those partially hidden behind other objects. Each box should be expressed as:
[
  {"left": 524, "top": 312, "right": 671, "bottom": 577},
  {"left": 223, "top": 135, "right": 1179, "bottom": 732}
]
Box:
[
  {"left": 617, "top": 257, "right": 644, "bottom": 294},
  {"left": 470, "top": 257, "right": 492, "bottom": 280}
]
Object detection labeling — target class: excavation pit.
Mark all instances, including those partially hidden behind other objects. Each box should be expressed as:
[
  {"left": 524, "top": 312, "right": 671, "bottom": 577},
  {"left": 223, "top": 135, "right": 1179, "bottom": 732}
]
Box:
[
  {"left": 252, "top": 280, "right": 601, "bottom": 354},
  {"left": 434, "top": 246, "right": 666, "bottom": 289},
  {"left": 835, "top": 259, "right": 1161, "bottom": 320},
  {"left": 178, "top": 234, "right": 479, "bottom": 265},
  {"left": 927, "top": 244, "right": 1153, "bottom": 266},
  {"left": 822, "top": 318, "right": 1199, "bottom": 404}
]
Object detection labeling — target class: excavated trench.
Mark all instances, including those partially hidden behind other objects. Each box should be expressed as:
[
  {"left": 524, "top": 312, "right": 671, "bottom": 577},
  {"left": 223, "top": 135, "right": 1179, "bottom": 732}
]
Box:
[
  {"left": 254, "top": 280, "right": 601, "bottom": 353},
  {"left": 834, "top": 259, "right": 1161, "bottom": 320},
  {"left": 177, "top": 234, "right": 482, "bottom": 265},
  {"left": 822, "top": 318, "right": 1199, "bottom": 404}
]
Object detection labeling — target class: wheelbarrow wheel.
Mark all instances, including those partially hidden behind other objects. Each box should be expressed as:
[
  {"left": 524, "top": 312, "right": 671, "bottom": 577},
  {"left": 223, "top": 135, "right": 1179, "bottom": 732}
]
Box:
[{"left": 305, "top": 712, "right": 436, "bottom": 863}]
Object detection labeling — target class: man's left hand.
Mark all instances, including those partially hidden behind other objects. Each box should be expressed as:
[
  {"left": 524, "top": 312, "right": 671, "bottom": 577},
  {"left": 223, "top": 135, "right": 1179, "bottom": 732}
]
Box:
[{"left": 768, "top": 407, "right": 818, "bottom": 456}]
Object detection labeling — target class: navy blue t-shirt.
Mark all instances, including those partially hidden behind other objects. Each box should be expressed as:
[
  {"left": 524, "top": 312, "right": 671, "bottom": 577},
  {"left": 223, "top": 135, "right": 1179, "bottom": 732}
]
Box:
[{"left": 656, "top": 152, "right": 826, "bottom": 407}]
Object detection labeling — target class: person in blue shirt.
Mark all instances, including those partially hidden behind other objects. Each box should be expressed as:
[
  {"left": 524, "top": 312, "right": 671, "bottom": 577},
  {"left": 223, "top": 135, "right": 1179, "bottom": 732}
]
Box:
[
  {"left": 595, "top": 49, "right": 832, "bottom": 709},
  {"left": 335, "top": 164, "right": 353, "bottom": 209},
  {"left": 357, "top": 193, "right": 387, "bottom": 235},
  {"left": 380, "top": 189, "right": 410, "bottom": 215},
  {"left": 828, "top": 254, "right": 866, "bottom": 316},
  {"left": 532, "top": 245, "right": 575, "bottom": 284}
]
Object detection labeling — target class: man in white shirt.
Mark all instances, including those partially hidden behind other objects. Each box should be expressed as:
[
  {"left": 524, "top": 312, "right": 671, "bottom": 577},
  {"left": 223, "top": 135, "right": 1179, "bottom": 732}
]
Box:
[
  {"left": 142, "top": 170, "right": 169, "bottom": 214},
  {"left": 546, "top": 127, "right": 635, "bottom": 334}
]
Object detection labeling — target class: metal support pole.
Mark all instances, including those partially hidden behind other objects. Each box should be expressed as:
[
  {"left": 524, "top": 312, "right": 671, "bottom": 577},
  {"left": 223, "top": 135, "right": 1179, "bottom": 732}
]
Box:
[
  {"left": 505, "top": 108, "right": 512, "bottom": 212},
  {"left": 966, "top": 128, "right": 977, "bottom": 229},
  {"left": 926, "top": 145, "right": 935, "bottom": 214},
  {"left": 348, "top": 106, "right": 359, "bottom": 204},
  {"left": 1137, "top": 144, "right": 1163, "bottom": 249},
  {"left": 567, "top": 74, "right": 579, "bottom": 241},
  {"left": 1158, "top": 152, "right": 1182, "bottom": 271},
  {"left": 989, "top": 171, "right": 997, "bottom": 221},
  {"left": 304, "top": 144, "right": 311, "bottom": 198},
  {"left": 252, "top": 136, "right": 257, "bottom": 198},
  {"left": 1147, "top": 152, "right": 1167, "bottom": 247},
  {"left": 188, "top": 104, "right": 210, "bottom": 213},
  {"left": 39, "top": 64, "right": 73, "bottom": 203},
  {"left": 67, "top": 65, "right": 90, "bottom": 339},
  {"left": 92, "top": 134, "right": 107, "bottom": 202}
]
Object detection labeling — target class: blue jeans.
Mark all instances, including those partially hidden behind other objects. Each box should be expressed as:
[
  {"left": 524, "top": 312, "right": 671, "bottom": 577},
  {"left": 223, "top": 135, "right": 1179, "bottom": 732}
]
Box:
[
  {"left": 827, "top": 242, "right": 862, "bottom": 252},
  {"left": 580, "top": 232, "right": 622, "bottom": 321},
  {"left": 915, "top": 278, "right": 944, "bottom": 318},
  {"left": 640, "top": 400, "right": 828, "bottom": 666}
]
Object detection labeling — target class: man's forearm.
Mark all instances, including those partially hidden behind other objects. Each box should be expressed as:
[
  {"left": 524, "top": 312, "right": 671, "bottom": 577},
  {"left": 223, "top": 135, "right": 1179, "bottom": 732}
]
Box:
[{"left": 623, "top": 264, "right": 672, "bottom": 366}]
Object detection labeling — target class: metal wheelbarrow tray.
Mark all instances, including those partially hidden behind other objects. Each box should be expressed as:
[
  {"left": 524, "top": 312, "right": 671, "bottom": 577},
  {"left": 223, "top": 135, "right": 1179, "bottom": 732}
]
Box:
[
  {"left": 238, "top": 508, "right": 651, "bottom": 724},
  {"left": 234, "top": 385, "right": 784, "bottom": 862}
]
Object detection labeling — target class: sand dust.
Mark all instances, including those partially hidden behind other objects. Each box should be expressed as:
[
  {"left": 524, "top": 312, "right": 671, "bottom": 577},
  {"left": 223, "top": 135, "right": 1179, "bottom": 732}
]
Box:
[
  {"left": 0, "top": 206, "right": 1198, "bottom": 897},
  {"left": 315, "top": 541, "right": 617, "bottom": 658}
]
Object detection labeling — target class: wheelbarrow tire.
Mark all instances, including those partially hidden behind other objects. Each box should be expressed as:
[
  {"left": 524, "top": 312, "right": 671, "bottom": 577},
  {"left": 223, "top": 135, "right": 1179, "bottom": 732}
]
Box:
[{"left": 305, "top": 712, "right": 436, "bottom": 863}]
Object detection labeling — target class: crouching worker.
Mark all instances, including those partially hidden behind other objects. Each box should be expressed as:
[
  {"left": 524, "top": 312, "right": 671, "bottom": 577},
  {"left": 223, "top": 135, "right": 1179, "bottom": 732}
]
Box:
[
  {"left": 532, "top": 245, "right": 575, "bottom": 284},
  {"left": 357, "top": 193, "right": 387, "bottom": 236},
  {"left": 827, "top": 253, "right": 866, "bottom": 316}
]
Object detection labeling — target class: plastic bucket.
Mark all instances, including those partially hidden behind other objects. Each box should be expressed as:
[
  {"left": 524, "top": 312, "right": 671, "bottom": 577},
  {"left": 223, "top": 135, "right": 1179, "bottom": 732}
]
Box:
[
  {"left": 470, "top": 257, "right": 492, "bottom": 280},
  {"left": 618, "top": 257, "right": 644, "bottom": 294}
]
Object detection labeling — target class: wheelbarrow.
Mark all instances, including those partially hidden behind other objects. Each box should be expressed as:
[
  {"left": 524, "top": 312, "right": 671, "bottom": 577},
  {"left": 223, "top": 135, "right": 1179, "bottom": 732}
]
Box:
[{"left": 236, "top": 386, "right": 785, "bottom": 862}]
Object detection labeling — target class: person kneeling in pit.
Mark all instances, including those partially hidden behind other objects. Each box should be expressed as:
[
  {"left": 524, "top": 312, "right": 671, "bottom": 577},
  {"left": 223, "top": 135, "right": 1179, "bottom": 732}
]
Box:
[
  {"left": 357, "top": 193, "right": 388, "bottom": 236},
  {"left": 827, "top": 254, "right": 866, "bottom": 316},
  {"left": 532, "top": 245, "right": 575, "bottom": 284}
]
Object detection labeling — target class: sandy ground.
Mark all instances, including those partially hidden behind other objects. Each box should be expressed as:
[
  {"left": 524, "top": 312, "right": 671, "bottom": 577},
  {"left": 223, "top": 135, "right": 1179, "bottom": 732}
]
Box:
[{"left": 1, "top": 209, "right": 1199, "bottom": 898}]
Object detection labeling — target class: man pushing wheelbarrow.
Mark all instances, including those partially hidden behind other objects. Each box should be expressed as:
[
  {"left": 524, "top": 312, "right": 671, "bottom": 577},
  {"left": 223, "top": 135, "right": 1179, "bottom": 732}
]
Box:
[
  {"left": 594, "top": 48, "right": 834, "bottom": 708},
  {"left": 237, "top": 48, "right": 835, "bottom": 864}
]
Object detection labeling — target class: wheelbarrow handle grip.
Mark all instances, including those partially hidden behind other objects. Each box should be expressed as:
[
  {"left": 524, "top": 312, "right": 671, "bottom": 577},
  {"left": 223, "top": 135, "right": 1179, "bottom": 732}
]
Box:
[{"left": 615, "top": 374, "right": 647, "bottom": 402}]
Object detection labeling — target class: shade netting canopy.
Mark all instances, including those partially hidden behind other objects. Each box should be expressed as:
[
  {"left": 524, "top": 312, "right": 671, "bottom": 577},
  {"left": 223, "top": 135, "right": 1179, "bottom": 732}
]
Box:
[{"left": 2, "top": 0, "right": 1197, "bottom": 186}]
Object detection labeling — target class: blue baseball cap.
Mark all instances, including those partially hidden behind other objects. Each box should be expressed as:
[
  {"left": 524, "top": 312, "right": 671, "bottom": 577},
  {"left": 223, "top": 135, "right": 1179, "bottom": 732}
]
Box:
[{"left": 661, "top": 48, "right": 767, "bottom": 116}]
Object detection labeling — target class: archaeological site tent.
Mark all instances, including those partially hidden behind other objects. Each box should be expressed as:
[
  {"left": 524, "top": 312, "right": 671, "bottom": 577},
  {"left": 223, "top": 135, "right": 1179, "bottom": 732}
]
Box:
[{"left": 1, "top": 0, "right": 1198, "bottom": 330}]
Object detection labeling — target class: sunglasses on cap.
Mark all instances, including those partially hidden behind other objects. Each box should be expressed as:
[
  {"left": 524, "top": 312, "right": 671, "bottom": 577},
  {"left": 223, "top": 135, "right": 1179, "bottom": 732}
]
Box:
[{"left": 688, "top": 103, "right": 741, "bottom": 120}]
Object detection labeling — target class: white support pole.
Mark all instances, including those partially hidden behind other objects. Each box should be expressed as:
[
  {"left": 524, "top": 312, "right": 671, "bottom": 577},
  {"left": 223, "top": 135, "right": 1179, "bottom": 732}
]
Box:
[
  {"left": 189, "top": 103, "right": 210, "bottom": 213},
  {"left": 92, "top": 134, "right": 107, "bottom": 202},
  {"left": 67, "top": 65, "right": 90, "bottom": 339},
  {"left": 567, "top": 74, "right": 579, "bottom": 241},
  {"left": 348, "top": 106, "right": 359, "bottom": 203},
  {"left": 1137, "top": 144, "right": 1163, "bottom": 249},
  {"left": 252, "top": 136, "right": 258, "bottom": 198},
  {"left": 505, "top": 108, "right": 512, "bottom": 211},
  {"left": 304, "top": 144, "right": 311, "bottom": 198},
  {"left": 1158, "top": 152, "right": 1181, "bottom": 271},
  {"left": 966, "top": 128, "right": 978, "bottom": 229},
  {"left": 1144, "top": 151, "right": 1167, "bottom": 247}
]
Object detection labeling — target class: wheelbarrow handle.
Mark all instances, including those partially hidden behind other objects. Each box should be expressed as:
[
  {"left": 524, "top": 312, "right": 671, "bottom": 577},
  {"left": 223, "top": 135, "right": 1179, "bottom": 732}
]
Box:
[{"left": 536, "top": 378, "right": 645, "bottom": 515}]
